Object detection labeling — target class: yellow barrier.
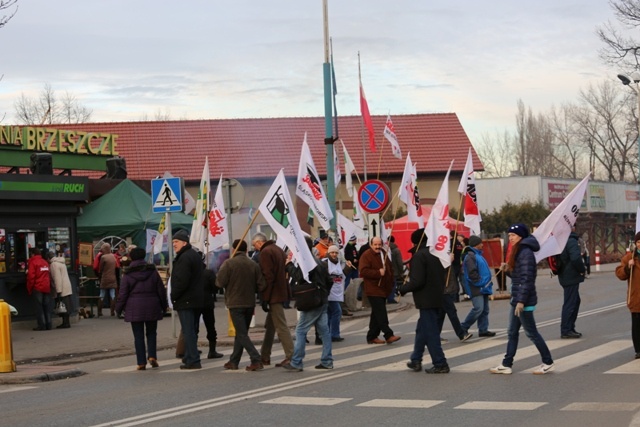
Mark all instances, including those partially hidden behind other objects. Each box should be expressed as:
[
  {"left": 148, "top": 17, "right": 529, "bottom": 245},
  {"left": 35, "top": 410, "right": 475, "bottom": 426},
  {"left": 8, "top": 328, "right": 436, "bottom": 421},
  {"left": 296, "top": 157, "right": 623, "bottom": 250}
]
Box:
[
  {"left": 227, "top": 309, "right": 235, "bottom": 337},
  {"left": 0, "top": 299, "right": 16, "bottom": 373}
]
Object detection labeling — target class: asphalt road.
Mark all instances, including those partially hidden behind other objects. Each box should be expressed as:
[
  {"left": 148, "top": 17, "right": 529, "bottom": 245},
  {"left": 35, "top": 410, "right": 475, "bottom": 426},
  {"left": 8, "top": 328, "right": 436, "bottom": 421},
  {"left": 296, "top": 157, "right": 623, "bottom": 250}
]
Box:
[{"left": 2, "top": 269, "right": 639, "bottom": 427}]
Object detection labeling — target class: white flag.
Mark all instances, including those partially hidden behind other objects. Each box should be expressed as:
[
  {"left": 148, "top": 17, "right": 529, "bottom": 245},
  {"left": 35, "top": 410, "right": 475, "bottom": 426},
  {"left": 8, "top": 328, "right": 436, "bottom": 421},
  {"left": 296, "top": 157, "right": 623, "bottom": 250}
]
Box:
[
  {"left": 296, "top": 133, "right": 334, "bottom": 230},
  {"left": 208, "top": 175, "right": 230, "bottom": 251},
  {"left": 333, "top": 145, "right": 341, "bottom": 189},
  {"left": 341, "top": 140, "right": 356, "bottom": 197},
  {"left": 398, "top": 152, "right": 424, "bottom": 228},
  {"left": 337, "top": 212, "right": 363, "bottom": 248},
  {"left": 426, "top": 160, "right": 454, "bottom": 268},
  {"left": 457, "top": 148, "right": 482, "bottom": 235},
  {"left": 190, "top": 157, "right": 210, "bottom": 253},
  {"left": 533, "top": 173, "right": 590, "bottom": 262},
  {"left": 260, "top": 169, "right": 317, "bottom": 282},
  {"left": 383, "top": 114, "right": 402, "bottom": 159},
  {"left": 153, "top": 213, "right": 168, "bottom": 254},
  {"left": 352, "top": 189, "right": 365, "bottom": 229},
  {"left": 164, "top": 171, "right": 196, "bottom": 214}
]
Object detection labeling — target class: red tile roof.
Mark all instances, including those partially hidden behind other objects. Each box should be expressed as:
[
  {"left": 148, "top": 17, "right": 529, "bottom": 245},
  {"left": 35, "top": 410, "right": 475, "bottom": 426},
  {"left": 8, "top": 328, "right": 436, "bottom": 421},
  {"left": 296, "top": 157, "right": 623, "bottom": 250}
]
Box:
[{"left": 23, "top": 113, "right": 482, "bottom": 182}]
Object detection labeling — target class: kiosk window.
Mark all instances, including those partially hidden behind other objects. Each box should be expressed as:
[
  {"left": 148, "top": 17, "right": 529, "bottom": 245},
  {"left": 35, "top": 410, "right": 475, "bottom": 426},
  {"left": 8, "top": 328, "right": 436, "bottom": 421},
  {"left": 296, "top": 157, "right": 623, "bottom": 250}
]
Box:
[
  {"left": 1, "top": 230, "right": 46, "bottom": 273},
  {"left": 47, "top": 227, "right": 71, "bottom": 267}
]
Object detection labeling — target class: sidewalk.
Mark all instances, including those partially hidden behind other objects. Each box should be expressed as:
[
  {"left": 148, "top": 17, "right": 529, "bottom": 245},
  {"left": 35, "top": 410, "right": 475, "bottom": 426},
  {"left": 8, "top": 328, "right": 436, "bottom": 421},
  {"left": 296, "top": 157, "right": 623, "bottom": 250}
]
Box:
[{"left": 0, "top": 297, "right": 409, "bottom": 384}]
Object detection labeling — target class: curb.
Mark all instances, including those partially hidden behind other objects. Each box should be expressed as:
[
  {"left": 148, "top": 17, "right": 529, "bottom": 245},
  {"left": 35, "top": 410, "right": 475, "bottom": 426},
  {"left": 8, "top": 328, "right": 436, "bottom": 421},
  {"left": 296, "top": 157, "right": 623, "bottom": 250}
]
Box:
[{"left": 0, "top": 367, "right": 85, "bottom": 384}]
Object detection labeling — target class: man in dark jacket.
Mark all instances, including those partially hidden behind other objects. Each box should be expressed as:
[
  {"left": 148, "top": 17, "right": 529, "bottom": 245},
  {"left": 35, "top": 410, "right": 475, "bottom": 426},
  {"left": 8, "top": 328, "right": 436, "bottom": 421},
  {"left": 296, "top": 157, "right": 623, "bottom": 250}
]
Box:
[
  {"left": 558, "top": 227, "right": 586, "bottom": 339},
  {"left": 388, "top": 236, "right": 403, "bottom": 304},
  {"left": 170, "top": 229, "right": 204, "bottom": 369},
  {"left": 400, "top": 229, "right": 449, "bottom": 374}
]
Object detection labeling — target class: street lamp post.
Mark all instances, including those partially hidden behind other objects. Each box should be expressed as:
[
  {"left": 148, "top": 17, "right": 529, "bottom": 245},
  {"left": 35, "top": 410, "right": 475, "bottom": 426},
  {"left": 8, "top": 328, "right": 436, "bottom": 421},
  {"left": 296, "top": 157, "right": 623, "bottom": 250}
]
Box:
[{"left": 618, "top": 72, "right": 640, "bottom": 186}]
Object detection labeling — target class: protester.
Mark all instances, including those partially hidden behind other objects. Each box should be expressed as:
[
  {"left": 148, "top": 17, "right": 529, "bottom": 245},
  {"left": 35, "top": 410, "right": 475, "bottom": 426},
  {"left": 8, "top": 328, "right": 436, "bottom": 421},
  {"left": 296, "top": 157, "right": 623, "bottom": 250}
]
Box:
[
  {"left": 49, "top": 252, "right": 73, "bottom": 329},
  {"left": 490, "top": 223, "right": 554, "bottom": 375},
  {"left": 557, "top": 226, "right": 586, "bottom": 339},
  {"left": 200, "top": 265, "right": 224, "bottom": 359},
  {"left": 388, "top": 235, "right": 403, "bottom": 304},
  {"left": 441, "top": 263, "right": 469, "bottom": 342},
  {"left": 578, "top": 232, "right": 591, "bottom": 278},
  {"left": 314, "top": 230, "right": 330, "bottom": 259},
  {"left": 170, "top": 229, "right": 204, "bottom": 370},
  {"left": 98, "top": 243, "right": 118, "bottom": 317},
  {"left": 359, "top": 236, "right": 401, "bottom": 344},
  {"left": 616, "top": 231, "right": 640, "bottom": 359},
  {"left": 400, "top": 229, "right": 449, "bottom": 373},
  {"left": 324, "top": 245, "right": 346, "bottom": 342},
  {"left": 460, "top": 236, "right": 495, "bottom": 339},
  {"left": 251, "top": 232, "right": 294, "bottom": 368},
  {"left": 343, "top": 234, "right": 359, "bottom": 290},
  {"left": 216, "top": 239, "right": 267, "bottom": 371},
  {"left": 451, "top": 231, "right": 465, "bottom": 301},
  {"left": 26, "top": 247, "right": 52, "bottom": 331},
  {"left": 116, "top": 247, "right": 168, "bottom": 371}
]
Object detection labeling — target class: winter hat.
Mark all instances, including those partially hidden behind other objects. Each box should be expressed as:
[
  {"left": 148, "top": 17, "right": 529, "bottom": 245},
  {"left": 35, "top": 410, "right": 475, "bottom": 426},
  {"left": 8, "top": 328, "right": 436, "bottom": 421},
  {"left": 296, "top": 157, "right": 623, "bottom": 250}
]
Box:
[
  {"left": 172, "top": 229, "right": 190, "bottom": 243},
  {"left": 634, "top": 232, "right": 640, "bottom": 242},
  {"left": 411, "top": 228, "right": 427, "bottom": 245},
  {"left": 349, "top": 235, "right": 357, "bottom": 242},
  {"left": 328, "top": 245, "right": 339, "bottom": 253},
  {"left": 469, "top": 235, "right": 483, "bottom": 247},
  {"left": 508, "top": 223, "right": 530, "bottom": 238},
  {"left": 232, "top": 239, "right": 247, "bottom": 252},
  {"left": 130, "top": 247, "right": 147, "bottom": 261}
]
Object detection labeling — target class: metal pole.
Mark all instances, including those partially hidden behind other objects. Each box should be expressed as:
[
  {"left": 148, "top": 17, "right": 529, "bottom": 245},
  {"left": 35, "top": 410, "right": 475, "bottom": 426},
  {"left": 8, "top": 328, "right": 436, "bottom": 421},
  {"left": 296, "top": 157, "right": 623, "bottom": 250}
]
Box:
[{"left": 322, "top": 0, "right": 336, "bottom": 231}]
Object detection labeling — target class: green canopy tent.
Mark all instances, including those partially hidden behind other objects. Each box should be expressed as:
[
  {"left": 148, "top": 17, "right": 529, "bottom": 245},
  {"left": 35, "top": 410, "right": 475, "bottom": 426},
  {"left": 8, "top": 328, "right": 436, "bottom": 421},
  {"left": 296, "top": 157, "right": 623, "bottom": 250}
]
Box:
[{"left": 77, "top": 179, "right": 193, "bottom": 248}]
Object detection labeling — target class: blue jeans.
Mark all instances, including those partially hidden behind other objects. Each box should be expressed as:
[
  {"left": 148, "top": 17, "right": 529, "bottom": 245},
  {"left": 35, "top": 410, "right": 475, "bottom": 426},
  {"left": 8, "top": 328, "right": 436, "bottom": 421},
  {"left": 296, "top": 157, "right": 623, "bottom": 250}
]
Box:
[
  {"left": 177, "top": 308, "right": 200, "bottom": 366},
  {"left": 131, "top": 321, "right": 158, "bottom": 366},
  {"left": 561, "top": 283, "right": 580, "bottom": 335},
  {"left": 327, "top": 301, "right": 342, "bottom": 339},
  {"left": 410, "top": 308, "right": 447, "bottom": 367},
  {"left": 291, "top": 303, "right": 333, "bottom": 369},
  {"left": 461, "top": 294, "right": 490, "bottom": 334},
  {"left": 344, "top": 269, "right": 358, "bottom": 290},
  {"left": 33, "top": 290, "right": 52, "bottom": 329},
  {"left": 502, "top": 307, "right": 553, "bottom": 368}
]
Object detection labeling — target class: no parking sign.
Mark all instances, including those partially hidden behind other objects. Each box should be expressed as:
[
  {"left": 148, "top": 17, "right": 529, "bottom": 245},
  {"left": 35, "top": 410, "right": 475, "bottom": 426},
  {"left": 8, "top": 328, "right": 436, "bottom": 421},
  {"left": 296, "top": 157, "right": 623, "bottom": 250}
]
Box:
[{"left": 358, "top": 179, "right": 390, "bottom": 214}]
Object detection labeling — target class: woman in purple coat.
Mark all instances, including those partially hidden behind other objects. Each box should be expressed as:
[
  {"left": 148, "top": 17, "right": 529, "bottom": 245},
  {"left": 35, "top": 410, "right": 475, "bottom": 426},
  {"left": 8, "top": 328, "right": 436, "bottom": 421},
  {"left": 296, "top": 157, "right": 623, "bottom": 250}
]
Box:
[{"left": 116, "top": 247, "right": 168, "bottom": 370}]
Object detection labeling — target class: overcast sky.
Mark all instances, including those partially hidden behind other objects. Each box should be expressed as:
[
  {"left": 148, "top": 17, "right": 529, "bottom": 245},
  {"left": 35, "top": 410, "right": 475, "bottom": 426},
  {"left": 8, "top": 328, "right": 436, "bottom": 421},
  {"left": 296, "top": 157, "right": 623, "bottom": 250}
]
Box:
[{"left": 0, "top": 0, "right": 620, "bottom": 145}]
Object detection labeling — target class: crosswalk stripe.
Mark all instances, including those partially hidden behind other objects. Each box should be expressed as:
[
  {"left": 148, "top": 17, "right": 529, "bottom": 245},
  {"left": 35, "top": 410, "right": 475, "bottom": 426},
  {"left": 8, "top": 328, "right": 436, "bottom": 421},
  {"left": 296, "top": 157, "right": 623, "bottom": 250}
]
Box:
[
  {"left": 454, "top": 339, "right": 578, "bottom": 373},
  {"left": 604, "top": 358, "right": 640, "bottom": 374},
  {"left": 357, "top": 399, "right": 444, "bottom": 408},
  {"left": 456, "top": 401, "right": 547, "bottom": 410},
  {"left": 561, "top": 402, "right": 640, "bottom": 411},
  {"left": 0, "top": 385, "right": 37, "bottom": 394},
  {"left": 261, "top": 396, "right": 352, "bottom": 406},
  {"left": 524, "top": 340, "right": 632, "bottom": 373}
]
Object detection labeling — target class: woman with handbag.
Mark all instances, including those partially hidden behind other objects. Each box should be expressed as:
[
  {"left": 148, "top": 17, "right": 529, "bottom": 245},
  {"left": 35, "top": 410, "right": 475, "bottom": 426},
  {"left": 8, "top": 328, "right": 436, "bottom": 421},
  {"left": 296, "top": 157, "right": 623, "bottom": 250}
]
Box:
[
  {"left": 116, "top": 247, "right": 168, "bottom": 371},
  {"left": 49, "top": 252, "right": 73, "bottom": 329}
]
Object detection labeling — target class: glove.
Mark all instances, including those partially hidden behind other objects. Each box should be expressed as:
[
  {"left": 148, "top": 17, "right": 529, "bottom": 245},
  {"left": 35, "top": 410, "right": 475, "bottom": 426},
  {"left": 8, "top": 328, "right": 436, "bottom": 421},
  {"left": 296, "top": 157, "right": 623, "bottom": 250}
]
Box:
[
  {"left": 261, "top": 301, "right": 270, "bottom": 313},
  {"left": 399, "top": 286, "right": 407, "bottom": 297},
  {"left": 514, "top": 302, "right": 524, "bottom": 317}
]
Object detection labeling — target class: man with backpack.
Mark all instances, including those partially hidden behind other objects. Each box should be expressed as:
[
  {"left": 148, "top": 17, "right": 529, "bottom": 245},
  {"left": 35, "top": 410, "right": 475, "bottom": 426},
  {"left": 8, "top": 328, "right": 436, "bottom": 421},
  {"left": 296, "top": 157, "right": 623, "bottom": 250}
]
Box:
[
  {"left": 460, "top": 236, "right": 495, "bottom": 340},
  {"left": 557, "top": 226, "right": 586, "bottom": 339}
]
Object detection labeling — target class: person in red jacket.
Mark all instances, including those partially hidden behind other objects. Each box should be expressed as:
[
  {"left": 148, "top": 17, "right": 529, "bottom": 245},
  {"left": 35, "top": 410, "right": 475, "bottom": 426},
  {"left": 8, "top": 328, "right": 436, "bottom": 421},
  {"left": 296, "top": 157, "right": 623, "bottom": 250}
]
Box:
[{"left": 26, "top": 247, "right": 52, "bottom": 331}]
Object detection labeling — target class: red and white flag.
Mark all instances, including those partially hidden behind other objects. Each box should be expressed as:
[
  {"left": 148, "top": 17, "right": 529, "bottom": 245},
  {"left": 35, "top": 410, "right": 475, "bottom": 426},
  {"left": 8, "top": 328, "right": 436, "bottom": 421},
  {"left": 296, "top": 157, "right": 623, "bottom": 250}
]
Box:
[
  {"left": 383, "top": 114, "right": 402, "bottom": 159},
  {"left": 333, "top": 145, "right": 341, "bottom": 189},
  {"left": 533, "top": 173, "right": 590, "bottom": 262},
  {"left": 342, "top": 140, "right": 357, "bottom": 197},
  {"left": 399, "top": 152, "right": 424, "bottom": 228},
  {"left": 352, "top": 190, "right": 365, "bottom": 229},
  {"left": 296, "top": 133, "right": 334, "bottom": 230},
  {"left": 190, "top": 157, "right": 210, "bottom": 253},
  {"left": 426, "top": 160, "right": 454, "bottom": 268},
  {"left": 360, "top": 82, "right": 376, "bottom": 152},
  {"left": 208, "top": 175, "right": 230, "bottom": 251},
  {"left": 457, "top": 148, "right": 481, "bottom": 236}
]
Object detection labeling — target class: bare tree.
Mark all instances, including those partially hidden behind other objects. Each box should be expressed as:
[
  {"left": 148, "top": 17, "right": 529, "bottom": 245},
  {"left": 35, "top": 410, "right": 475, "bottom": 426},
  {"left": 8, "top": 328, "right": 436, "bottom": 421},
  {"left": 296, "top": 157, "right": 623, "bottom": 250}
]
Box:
[
  {"left": 598, "top": 0, "right": 640, "bottom": 69},
  {"left": 14, "top": 83, "right": 92, "bottom": 124},
  {"left": 548, "top": 103, "right": 591, "bottom": 179},
  {"left": 0, "top": 0, "right": 18, "bottom": 29},
  {"left": 476, "top": 130, "right": 516, "bottom": 178}
]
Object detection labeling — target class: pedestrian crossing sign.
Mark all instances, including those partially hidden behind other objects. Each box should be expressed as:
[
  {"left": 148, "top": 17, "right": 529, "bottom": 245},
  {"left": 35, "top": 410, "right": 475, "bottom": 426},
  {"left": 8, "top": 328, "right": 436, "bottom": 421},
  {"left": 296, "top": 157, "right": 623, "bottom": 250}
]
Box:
[{"left": 151, "top": 177, "right": 183, "bottom": 213}]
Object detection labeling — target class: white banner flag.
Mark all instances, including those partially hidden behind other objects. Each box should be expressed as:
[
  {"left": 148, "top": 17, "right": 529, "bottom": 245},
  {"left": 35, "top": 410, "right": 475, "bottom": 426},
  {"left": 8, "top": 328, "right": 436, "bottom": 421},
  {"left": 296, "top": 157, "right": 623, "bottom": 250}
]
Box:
[
  {"left": 208, "top": 175, "right": 230, "bottom": 251},
  {"left": 342, "top": 140, "right": 356, "bottom": 197},
  {"left": 337, "top": 212, "right": 365, "bottom": 248},
  {"left": 333, "top": 145, "right": 341, "bottom": 189},
  {"left": 383, "top": 114, "right": 402, "bottom": 159},
  {"left": 190, "top": 157, "right": 210, "bottom": 253},
  {"left": 398, "top": 152, "right": 424, "bottom": 228},
  {"left": 533, "top": 173, "right": 590, "bottom": 262},
  {"left": 260, "top": 169, "right": 317, "bottom": 281},
  {"left": 426, "top": 160, "right": 454, "bottom": 268},
  {"left": 296, "top": 133, "right": 334, "bottom": 230},
  {"left": 153, "top": 213, "right": 168, "bottom": 254},
  {"left": 458, "top": 148, "right": 481, "bottom": 236}
]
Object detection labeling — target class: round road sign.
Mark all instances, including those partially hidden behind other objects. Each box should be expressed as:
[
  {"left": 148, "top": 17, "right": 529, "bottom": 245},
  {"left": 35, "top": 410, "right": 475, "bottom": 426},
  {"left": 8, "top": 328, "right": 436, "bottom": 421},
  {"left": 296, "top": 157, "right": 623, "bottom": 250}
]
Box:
[{"left": 358, "top": 179, "right": 390, "bottom": 214}]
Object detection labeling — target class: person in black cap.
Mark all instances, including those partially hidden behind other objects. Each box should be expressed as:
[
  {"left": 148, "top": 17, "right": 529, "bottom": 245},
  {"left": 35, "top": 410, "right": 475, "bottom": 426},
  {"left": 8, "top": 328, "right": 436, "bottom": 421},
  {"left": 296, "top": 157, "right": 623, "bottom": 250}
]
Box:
[
  {"left": 400, "top": 228, "right": 449, "bottom": 373},
  {"left": 170, "top": 229, "right": 204, "bottom": 370},
  {"left": 460, "top": 235, "right": 495, "bottom": 340},
  {"left": 490, "top": 223, "right": 554, "bottom": 375}
]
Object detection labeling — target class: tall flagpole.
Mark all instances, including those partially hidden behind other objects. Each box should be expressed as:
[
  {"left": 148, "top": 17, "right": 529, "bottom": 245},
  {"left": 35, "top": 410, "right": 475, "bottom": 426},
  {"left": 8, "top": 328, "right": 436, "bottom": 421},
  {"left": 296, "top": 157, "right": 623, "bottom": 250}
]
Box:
[
  {"left": 358, "top": 52, "right": 368, "bottom": 181},
  {"left": 322, "top": 0, "right": 337, "bottom": 231}
]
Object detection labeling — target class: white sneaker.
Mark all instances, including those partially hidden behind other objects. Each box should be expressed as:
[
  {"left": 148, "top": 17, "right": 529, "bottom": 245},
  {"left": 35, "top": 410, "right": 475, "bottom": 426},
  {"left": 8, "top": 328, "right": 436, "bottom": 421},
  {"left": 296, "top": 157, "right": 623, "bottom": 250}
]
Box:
[
  {"left": 489, "top": 364, "right": 512, "bottom": 374},
  {"left": 461, "top": 333, "right": 473, "bottom": 342},
  {"left": 532, "top": 363, "right": 554, "bottom": 375}
]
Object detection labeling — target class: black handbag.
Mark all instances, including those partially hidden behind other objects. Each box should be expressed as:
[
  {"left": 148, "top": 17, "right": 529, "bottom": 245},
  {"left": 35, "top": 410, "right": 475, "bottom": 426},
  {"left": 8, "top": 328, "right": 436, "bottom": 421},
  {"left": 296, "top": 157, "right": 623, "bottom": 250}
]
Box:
[{"left": 293, "top": 283, "right": 323, "bottom": 312}]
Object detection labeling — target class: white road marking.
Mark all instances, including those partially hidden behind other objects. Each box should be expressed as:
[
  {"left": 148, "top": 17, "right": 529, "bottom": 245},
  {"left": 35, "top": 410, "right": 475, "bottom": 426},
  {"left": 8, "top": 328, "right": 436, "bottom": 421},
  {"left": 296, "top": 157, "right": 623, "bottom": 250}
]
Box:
[
  {"left": 523, "top": 340, "right": 632, "bottom": 373},
  {"left": 456, "top": 401, "right": 547, "bottom": 410},
  {"left": 605, "top": 359, "right": 640, "bottom": 374},
  {"left": 357, "top": 399, "right": 444, "bottom": 408},
  {"left": 561, "top": 402, "right": 640, "bottom": 411},
  {"left": 261, "top": 396, "right": 352, "bottom": 406},
  {"left": 0, "top": 385, "right": 37, "bottom": 393}
]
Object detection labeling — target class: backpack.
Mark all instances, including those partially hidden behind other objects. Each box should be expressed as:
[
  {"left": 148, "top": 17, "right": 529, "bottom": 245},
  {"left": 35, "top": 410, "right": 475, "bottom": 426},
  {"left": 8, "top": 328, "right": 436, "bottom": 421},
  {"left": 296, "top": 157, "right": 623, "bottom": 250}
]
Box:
[
  {"left": 548, "top": 254, "right": 563, "bottom": 276},
  {"left": 287, "top": 263, "right": 325, "bottom": 312}
]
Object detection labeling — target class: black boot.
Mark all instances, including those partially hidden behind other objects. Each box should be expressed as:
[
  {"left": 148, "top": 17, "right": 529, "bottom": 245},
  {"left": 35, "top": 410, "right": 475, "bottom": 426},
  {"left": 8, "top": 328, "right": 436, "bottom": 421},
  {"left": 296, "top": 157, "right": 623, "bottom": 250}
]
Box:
[
  {"left": 207, "top": 342, "right": 223, "bottom": 359},
  {"left": 57, "top": 314, "right": 71, "bottom": 329}
]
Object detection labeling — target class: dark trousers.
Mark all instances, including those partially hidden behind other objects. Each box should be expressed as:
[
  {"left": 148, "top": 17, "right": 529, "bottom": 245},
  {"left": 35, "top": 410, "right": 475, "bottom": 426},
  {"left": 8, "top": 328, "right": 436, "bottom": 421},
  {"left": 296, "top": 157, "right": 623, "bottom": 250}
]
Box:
[
  {"left": 561, "top": 283, "right": 581, "bottom": 335},
  {"left": 199, "top": 306, "right": 217, "bottom": 343},
  {"left": 411, "top": 308, "right": 447, "bottom": 367},
  {"left": 33, "top": 290, "right": 52, "bottom": 329},
  {"left": 440, "top": 293, "right": 465, "bottom": 339},
  {"left": 177, "top": 308, "right": 200, "bottom": 366},
  {"left": 632, "top": 313, "right": 640, "bottom": 354},
  {"left": 367, "top": 296, "right": 393, "bottom": 341},
  {"left": 229, "top": 307, "right": 261, "bottom": 365},
  {"left": 131, "top": 321, "right": 158, "bottom": 366},
  {"left": 582, "top": 254, "right": 591, "bottom": 275}
]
